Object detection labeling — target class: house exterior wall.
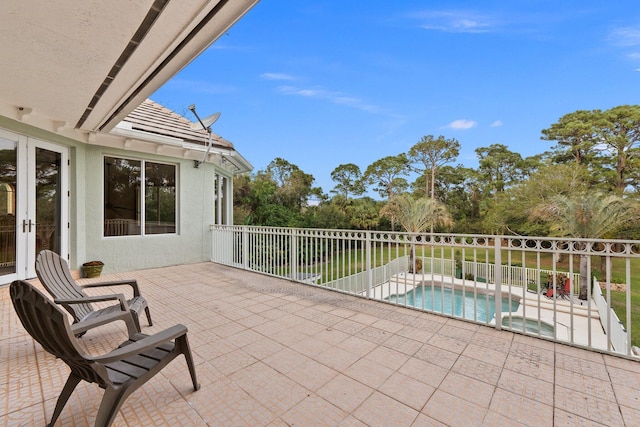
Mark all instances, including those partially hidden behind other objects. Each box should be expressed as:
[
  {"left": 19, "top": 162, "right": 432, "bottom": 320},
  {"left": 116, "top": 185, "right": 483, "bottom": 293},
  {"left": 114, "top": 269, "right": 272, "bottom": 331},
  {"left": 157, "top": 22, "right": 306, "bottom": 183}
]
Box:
[
  {"left": 82, "top": 145, "right": 221, "bottom": 273},
  {"left": 0, "top": 116, "right": 233, "bottom": 277}
]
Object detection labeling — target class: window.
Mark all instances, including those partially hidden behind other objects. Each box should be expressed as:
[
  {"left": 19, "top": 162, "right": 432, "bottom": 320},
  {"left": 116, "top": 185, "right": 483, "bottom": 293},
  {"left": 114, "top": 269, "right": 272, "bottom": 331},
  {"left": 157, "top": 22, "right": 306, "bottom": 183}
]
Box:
[
  {"left": 214, "top": 174, "right": 229, "bottom": 225},
  {"left": 144, "top": 162, "right": 176, "bottom": 234},
  {"left": 104, "top": 157, "right": 176, "bottom": 236}
]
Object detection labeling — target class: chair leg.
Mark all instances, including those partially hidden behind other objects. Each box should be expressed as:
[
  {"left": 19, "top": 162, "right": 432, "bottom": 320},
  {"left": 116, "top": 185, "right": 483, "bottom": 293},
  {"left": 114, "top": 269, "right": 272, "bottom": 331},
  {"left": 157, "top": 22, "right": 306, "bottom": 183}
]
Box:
[
  {"left": 48, "top": 373, "right": 81, "bottom": 427},
  {"left": 94, "top": 386, "right": 129, "bottom": 427},
  {"left": 130, "top": 311, "right": 142, "bottom": 333},
  {"left": 177, "top": 335, "right": 200, "bottom": 391},
  {"left": 144, "top": 306, "right": 153, "bottom": 326}
]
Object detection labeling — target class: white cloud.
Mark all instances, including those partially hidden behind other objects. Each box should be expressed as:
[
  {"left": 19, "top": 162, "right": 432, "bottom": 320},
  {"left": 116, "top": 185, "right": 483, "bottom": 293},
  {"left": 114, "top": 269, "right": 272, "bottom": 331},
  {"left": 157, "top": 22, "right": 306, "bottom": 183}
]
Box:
[
  {"left": 447, "top": 119, "right": 477, "bottom": 129},
  {"left": 608, "top": 27, "right": 640, "bottom": 65},
  {"left": 609, "top": 26, "right": 640, "bottom": 47},
  {"left": 413, "top": 10, "right": 495, "bottom": 33},
  {"left": 277, "top": 85, "right": 383, "bottom": 114},
  {"left": 635, "top": 68, "right": 640, "bottom": 72},
  {"left": 260, "top": 73, "right": 295, "bottom": 81},
  {"left": 278, "top": 86, "right": 322, "bottom": 97},
  {"left": 490, "top": 120, "right": 503, "bottom": 127}
]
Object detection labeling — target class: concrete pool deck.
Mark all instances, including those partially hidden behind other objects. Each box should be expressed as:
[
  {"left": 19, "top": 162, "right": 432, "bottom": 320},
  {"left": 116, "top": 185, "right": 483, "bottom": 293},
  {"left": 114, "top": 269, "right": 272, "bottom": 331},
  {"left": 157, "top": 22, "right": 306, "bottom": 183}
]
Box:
[{"left": 2, "top": 263, "right": 640, "bottom": 426}]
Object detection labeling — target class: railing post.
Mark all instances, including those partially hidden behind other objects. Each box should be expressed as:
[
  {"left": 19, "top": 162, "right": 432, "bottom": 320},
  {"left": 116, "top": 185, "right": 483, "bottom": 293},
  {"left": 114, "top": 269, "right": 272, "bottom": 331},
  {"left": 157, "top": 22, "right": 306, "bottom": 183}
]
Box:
[
  {"left": 242, "top": 226, "right": 249, "bottom": 270},
  {"left": 210, "top": 225, "right": 217, "bottom": 262},
  {"left": 290, "top": 228, "right": 298, "bottom": 281},
  {"left": 494, "top": 236, "right": 502, "bottom": 330},
  {"left": 366, "top": 231, "right": 372, "bottom": 299},
  {"left": 626, "top": 257, "right": 632, "bottom": 356}
]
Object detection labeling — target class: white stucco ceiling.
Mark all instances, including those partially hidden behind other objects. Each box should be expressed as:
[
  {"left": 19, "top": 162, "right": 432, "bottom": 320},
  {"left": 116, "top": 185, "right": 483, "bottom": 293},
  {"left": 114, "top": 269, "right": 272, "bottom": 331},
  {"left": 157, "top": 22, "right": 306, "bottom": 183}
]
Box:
[{"left": 0, "top": 0, "right": 258, "bottom": 133}]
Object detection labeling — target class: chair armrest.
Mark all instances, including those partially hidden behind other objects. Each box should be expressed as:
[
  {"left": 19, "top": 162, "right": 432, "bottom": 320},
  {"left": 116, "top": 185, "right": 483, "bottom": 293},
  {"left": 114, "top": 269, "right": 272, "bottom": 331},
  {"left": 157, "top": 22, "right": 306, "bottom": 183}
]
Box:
[
  {"left": 70, "top": 310, "right": 139, "bottom": 336},
  {"left": 92, "top": 324, "right": 188, "bottom": 363},
  {"left": 79, "top": 279, "right": 141, "bottom": 297},
  {"left": 55, "top": 294, "right": 129, "bottom": 310}
]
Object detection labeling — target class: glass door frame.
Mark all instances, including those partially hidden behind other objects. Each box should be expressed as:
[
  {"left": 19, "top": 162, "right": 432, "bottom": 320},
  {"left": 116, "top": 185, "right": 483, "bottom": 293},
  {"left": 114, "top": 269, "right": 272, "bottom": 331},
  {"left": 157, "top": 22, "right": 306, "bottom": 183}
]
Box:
[
  {"left": 1, "top": 132, "right": 69, "bottom": 283},
  {"left": 0, "top": 129, "right": 19, "bottom": 284}
]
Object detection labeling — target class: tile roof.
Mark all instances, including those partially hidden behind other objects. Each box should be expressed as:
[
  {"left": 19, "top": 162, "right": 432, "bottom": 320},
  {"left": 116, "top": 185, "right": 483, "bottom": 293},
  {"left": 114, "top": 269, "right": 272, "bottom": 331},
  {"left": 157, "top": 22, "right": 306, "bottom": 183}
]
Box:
[{"left": 122, "top": 99, "right": 234, "bottom": 150}]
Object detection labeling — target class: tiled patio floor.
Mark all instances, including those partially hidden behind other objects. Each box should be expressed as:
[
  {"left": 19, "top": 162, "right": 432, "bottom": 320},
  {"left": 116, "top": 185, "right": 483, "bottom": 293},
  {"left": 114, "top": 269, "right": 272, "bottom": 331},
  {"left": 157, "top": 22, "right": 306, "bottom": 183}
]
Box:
[{"left": 2, "top": 262, "right": 640, "bottom": 426}]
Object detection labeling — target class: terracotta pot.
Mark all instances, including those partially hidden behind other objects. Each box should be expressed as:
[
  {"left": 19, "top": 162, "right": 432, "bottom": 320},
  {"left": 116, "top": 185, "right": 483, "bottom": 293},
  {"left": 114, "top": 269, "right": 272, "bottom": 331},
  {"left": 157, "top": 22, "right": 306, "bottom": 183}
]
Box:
[{"left": 82, "top": 261, "right": 104, "bottom": 278}]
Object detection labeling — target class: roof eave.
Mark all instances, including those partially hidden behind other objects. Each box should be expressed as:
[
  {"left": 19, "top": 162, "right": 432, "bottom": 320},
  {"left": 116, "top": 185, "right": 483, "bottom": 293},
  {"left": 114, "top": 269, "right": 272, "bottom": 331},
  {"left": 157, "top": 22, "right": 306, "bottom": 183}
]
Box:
[
  {"left": 86, "top": 0, "right": 260, "bottom": 133},
  {"left": 108, "top": 125, "right": 253, "bottom": 174}
]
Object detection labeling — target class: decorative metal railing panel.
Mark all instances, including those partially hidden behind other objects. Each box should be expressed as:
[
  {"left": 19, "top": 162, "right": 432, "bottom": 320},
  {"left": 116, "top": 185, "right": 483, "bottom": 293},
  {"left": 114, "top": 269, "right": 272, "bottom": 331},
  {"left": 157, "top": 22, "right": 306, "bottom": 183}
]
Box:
[{"left": 211, "top": 225, "right": 639, "bottom": 358}]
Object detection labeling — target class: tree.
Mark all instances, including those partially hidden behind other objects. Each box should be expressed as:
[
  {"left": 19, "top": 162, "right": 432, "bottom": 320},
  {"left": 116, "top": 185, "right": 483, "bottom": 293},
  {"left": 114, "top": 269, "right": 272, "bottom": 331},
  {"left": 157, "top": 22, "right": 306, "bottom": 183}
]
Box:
[
  {"left": 380, "top": 195, "right": 453, "bottom": 272},
  {"left": 541, "top": 110, "right": 600, "bottom": 165},
  {"left": 475, "top": 144, "right": 524, "bottom": 200},
  {"left": 542, "top": 106, "right": 640, "bottom": 194},
  {"left": 381, "top": 195, "right": 453, "bottom": 234},
  {"left": 412, "top": 165, "right": 482, "bottom": 232},
  {"left": 265, "top": 157, "right": 296, "bottom": 188},
  {"left": 233, "top": 158, "right": 318, "bottom": 227},
  {"left": 408, "top": 135, "right": 460, "bottom": 200},
  {"left": 233, "top": 173, "right": 288, "bottom": 225},
  {"left": 265, "top": 158, "right": 316, "bottom": 210},
  {"left": 346, "top": 197, "right": 382, "bottom": 230},
  {"left": 364, "top": 154, "right": 410, "bottom": 200},
  {"left": 364, "top": 154, "right": 410, "bottom": 230},
  {"left": 233, "top": 175, "right": 253, "bottom": 224},
  {"left": 300, "top": 202, "right": 350, "bottom": 229},
  {"left": 459, "top": 167, "right": 484, "bottom": 230},
  {"left": 330, "top": 163, "right": 365, "bottom": 201},
  {"left": 484, "top": 163, "right": 590, "bottom": 236},
  {"left": 598, "top": 105, "right": 640, "bottom": 195},
  {"left": 531, "top": 192, "right": 640, "bottom": 299}
]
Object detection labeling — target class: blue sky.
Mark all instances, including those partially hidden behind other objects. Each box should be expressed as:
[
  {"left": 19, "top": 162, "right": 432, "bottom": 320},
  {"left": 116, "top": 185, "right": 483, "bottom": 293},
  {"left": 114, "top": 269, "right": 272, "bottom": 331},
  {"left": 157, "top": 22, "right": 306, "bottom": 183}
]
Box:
[{"left": 152, "top": 1, "right": 640, "bottom": 197}]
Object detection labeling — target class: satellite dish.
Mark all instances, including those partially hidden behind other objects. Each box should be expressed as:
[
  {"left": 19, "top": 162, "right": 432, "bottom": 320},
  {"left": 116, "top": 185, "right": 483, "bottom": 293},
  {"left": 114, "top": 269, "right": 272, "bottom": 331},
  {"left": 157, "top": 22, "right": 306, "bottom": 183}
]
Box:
[
  {"left": 190, "top": 112, "right": 220, "bottom": 130},
  {"left": 188, "top": 104, "right": 222, "bottom": 168},
  {"left": 202, "top": 112, "right": 220, "bottom": 128},
  {"left": 189, "top": 104, "right": 220, "bottom": 131}
]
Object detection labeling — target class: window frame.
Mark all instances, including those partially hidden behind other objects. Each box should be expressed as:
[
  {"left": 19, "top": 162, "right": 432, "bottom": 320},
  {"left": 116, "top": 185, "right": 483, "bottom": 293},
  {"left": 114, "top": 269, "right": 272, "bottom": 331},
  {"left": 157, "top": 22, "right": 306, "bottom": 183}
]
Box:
[{"left": 103, "top": 155, "right": 179, "bottom": 237}]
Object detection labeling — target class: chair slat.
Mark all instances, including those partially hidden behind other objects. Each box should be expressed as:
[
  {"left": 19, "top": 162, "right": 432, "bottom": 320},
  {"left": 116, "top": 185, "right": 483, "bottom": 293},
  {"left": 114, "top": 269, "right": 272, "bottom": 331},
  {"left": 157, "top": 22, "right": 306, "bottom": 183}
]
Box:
[{"left": 105, "top": 360, "right": 148, "bottom": 379}]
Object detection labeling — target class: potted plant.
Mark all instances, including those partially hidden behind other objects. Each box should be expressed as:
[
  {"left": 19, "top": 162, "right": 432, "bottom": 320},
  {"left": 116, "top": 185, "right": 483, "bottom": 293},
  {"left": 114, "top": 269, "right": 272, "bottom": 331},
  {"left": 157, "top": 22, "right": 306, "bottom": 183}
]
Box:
[{"left": 82, "top": 260, "right": 104, "bottom": 278}]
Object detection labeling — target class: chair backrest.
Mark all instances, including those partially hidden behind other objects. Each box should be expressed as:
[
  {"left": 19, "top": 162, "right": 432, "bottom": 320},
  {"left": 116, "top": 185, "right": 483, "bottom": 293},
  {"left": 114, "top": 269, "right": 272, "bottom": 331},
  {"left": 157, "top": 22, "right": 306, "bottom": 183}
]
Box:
[
  {"left": 35, "top": 250, "right": 93, "bottom": 321},
  {"left": 10, "top": 280, "right": 108, "bottom": 386}
]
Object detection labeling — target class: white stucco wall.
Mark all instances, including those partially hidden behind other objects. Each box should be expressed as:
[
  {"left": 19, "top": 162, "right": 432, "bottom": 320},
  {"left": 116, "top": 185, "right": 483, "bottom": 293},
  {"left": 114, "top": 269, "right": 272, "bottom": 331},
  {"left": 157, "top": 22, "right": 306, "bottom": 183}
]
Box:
[
  {"left": 82, "top": 145, "right": 220, "bottom": 274},
  {"left": 1, "top": 116, "right": 233, "bottom": 276}
]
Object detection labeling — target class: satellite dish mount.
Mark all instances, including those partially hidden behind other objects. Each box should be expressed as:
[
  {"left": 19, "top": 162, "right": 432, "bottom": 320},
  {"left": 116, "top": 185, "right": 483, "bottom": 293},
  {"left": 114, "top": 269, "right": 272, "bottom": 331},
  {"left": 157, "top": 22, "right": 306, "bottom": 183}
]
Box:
[{"left": 188, "top": 104, "right": 221, "bottom": 168}]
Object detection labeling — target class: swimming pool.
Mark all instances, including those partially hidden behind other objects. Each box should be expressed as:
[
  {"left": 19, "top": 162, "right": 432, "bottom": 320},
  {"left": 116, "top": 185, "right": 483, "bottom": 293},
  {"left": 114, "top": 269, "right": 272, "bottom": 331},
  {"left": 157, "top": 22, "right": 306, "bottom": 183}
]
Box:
[
  {"left": 501, "top": 316, "right": 555, "bottom": 338},
  {"left": 387, "top": 286, "right": 519, "bottom": 323}
]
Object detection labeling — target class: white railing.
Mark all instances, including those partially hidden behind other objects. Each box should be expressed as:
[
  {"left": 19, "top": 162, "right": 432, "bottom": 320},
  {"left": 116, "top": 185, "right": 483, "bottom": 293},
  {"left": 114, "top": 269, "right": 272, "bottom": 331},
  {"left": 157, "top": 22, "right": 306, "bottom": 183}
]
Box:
[
  {"left": 211, "top": 225, "right": 639, "bottom": 358},
  {"left": 593, "top": 278, "right": 630, "bottom": 354},
  {"left": 413, "top": 257, "right": 580, "bottom": 293},
  {"left": 0, "top": 223, "right": 15, "bottom": 265},
  {"left": 104, "top": 219, "right": 137, "bottom": 236},
  {"left": 323, "top": 255, "right": 408, "bottom": 294}
]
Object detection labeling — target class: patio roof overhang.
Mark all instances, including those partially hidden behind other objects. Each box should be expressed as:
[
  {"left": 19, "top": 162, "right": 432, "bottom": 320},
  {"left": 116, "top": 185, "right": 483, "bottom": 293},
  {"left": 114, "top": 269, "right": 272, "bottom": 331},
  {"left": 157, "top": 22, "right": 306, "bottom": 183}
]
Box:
[{"left": 0, "top": 0, "right": 258, "bottom": 169}]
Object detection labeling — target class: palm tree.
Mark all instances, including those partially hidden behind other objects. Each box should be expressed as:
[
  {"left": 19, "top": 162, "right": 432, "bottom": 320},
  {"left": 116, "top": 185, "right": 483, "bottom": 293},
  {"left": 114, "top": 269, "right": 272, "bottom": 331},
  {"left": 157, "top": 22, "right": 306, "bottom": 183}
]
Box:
[
  {"left": 381, "top": 195, "right": 453, "bottom": 272},
  {"left": 531, "top": 192, "right": 640, "bottom": 299}
]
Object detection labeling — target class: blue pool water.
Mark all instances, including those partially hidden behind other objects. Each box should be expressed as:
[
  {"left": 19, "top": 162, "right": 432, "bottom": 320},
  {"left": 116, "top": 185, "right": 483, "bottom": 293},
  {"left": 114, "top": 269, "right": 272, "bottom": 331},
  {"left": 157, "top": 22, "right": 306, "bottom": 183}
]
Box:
[
  {"left": 387, "top": 286, "right": 519, "bottom": 322},
  {"left": 502, "top": 316, "right": 555, "bottom": 337}
]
